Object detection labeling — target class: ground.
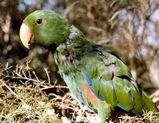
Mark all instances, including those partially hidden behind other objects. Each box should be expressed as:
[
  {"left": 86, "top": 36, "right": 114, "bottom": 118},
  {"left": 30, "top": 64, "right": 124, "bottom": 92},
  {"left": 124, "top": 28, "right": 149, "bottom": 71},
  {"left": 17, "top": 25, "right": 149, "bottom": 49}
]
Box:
[{"left": 0, "top": 64, "right": 159, "bottom": 123}]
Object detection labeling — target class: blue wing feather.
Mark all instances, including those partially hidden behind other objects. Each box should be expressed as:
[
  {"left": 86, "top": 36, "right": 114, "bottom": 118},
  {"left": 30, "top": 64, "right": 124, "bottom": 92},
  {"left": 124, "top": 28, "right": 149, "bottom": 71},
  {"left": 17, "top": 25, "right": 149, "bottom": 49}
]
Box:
[
  {"left": 117, "top": 103, "right": 127, "bottom": 111},
  {"left": 82, "top": 70, "right": 104, "bottom": 101}
]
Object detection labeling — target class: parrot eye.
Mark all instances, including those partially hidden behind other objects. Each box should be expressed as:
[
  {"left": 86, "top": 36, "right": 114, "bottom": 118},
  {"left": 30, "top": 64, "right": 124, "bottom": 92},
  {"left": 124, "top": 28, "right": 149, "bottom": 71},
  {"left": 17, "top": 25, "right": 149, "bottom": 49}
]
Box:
[{"left": 36, "top": 19, "right": 42, "bottom": 24}]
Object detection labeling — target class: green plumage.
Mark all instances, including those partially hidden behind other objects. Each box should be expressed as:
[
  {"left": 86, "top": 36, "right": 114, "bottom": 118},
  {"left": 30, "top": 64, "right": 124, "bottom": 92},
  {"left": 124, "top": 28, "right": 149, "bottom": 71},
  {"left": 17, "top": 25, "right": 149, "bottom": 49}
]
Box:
[
  {"left": 23, "top": 10, "right": 69, "bottom": 46},
  {"left": 20, "top": 10, "right": 158, "bottom": 122}
]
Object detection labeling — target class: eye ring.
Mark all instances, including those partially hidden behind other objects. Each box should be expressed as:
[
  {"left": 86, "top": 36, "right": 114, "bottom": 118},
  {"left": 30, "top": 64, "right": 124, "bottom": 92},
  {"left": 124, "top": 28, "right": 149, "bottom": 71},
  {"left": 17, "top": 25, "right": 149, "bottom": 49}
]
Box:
[{"left": 36, "top": 19, "right": 42, "bottom": 24}]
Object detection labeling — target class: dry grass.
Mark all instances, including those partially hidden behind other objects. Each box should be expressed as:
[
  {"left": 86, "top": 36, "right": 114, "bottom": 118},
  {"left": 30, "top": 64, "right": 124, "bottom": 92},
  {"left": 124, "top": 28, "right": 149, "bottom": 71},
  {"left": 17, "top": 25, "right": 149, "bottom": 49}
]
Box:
[
  {"left": 0, "top": 64, "right": 61, "bottom": 123},
  {"left": 0, "top": 63, "right": 158, "bottom": 123}
]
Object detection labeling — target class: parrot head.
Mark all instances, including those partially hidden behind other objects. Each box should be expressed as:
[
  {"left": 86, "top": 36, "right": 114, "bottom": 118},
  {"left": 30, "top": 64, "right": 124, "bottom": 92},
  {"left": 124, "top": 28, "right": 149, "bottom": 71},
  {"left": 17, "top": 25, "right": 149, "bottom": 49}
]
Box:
[{"left": 20, "top": 10, "right": 70, "bottom": 49}]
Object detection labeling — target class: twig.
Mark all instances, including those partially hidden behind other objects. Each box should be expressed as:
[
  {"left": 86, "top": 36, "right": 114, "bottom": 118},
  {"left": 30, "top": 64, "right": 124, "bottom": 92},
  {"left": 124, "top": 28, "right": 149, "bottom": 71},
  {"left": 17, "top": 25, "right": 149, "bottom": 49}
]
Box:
[
  {"left": 32, "top": 71, "right": 40, "bottom": 82},
  {"left": 49, "top": 93, "right": 62, "bottom": 101},
  {"left": 1, "top": 80, "right": 25, "bottom": 104},
  {"left": 41, "top": 85, "right": 68, "bottom": 91},
  {"left": 44, "top": 68, "right": 51, "bottom": 84}
]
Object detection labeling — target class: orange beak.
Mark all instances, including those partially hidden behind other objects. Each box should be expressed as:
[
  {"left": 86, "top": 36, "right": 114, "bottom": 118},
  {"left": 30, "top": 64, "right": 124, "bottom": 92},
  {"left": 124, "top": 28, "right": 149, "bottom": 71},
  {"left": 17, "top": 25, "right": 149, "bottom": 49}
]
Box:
[{"left": 19, "top": 23, "right": 32, "bottom": 49}]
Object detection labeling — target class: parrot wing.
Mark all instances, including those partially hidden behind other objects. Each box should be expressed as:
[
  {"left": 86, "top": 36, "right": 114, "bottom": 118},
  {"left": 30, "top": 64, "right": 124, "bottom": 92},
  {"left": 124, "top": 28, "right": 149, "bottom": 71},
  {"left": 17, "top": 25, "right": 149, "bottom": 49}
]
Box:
[{"left": 80, "top": 47, "right": 143, "bottom": 113}]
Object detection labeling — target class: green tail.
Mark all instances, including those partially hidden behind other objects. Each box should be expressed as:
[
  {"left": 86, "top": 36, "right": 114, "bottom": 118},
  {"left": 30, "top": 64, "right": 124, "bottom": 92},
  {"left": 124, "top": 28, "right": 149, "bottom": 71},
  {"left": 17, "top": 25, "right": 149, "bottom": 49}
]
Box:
[{"left": 142, "top": 91, "right": 158, "bottom": 113}]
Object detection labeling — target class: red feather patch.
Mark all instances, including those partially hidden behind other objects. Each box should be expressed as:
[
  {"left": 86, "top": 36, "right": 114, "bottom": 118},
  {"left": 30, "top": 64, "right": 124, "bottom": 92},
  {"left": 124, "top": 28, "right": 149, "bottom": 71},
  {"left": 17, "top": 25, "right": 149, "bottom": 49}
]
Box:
[{"left": 82, "top": 80, "right": 98, "bottom": 104}]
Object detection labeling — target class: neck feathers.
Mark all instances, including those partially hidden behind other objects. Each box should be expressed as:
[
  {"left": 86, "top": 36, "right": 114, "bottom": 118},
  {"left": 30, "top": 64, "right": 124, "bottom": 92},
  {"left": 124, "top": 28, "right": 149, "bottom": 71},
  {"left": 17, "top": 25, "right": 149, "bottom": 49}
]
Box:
[{"left": 54, "top": 25, "right": 92, "bottom": 74}]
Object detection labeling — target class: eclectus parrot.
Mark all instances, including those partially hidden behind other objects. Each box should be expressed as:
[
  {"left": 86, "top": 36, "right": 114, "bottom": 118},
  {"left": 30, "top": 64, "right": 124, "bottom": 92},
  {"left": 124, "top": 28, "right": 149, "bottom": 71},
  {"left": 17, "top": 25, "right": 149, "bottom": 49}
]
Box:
[{"left": 19, "top": 10, "right": 158, "bottom": 122}]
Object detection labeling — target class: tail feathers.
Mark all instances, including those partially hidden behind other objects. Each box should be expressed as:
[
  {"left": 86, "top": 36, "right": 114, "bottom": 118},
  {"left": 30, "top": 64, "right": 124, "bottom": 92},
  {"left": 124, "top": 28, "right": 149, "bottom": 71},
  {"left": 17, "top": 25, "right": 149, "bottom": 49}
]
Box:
[{"left": 142, "top": 91, "right": 159, "bottom": 113}]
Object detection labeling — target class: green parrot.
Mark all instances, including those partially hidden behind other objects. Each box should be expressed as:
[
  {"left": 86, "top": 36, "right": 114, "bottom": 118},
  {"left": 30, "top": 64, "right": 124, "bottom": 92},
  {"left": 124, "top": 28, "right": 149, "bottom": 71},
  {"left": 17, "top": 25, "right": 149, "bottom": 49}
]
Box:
[{"left": 19, "top": 10, "right": 158, "bottom": 122}]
